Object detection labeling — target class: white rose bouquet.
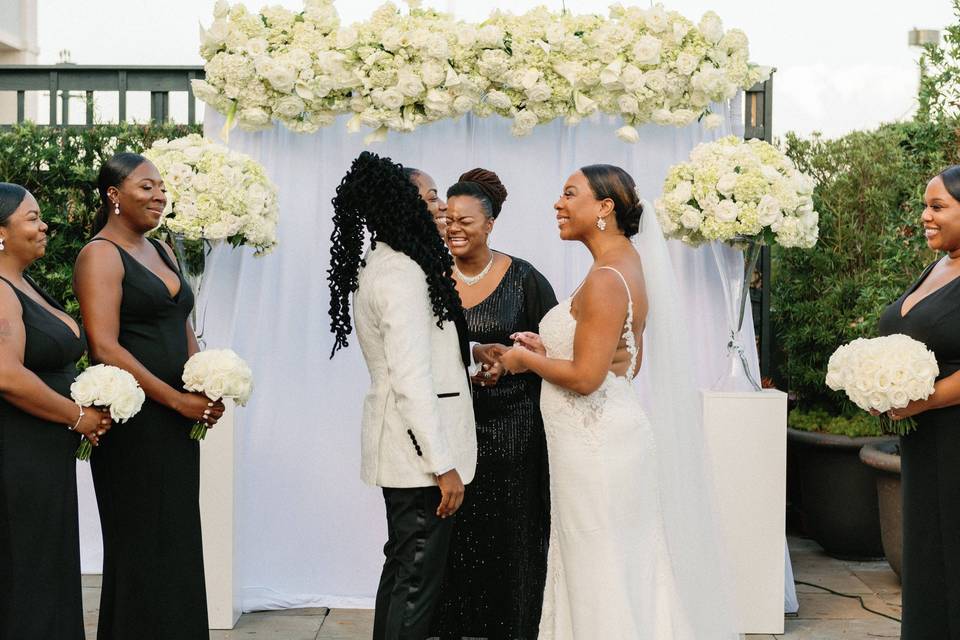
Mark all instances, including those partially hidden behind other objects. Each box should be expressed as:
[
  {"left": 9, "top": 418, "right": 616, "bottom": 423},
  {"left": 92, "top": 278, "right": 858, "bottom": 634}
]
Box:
[
  {"left": 655, "top": 136, "right": 820, "bottom": 248},
  {"left": 825, "top": 334, "right": 939, "bottom": 435},
  {"left": 144, "top": 134, "right": 279, "bottom": 256},
  {"left": 182, "top": 349, "right": 254, "bottom": 440},
  {"left": 70, "top": 365, "right": 146, "bottom": 460}
]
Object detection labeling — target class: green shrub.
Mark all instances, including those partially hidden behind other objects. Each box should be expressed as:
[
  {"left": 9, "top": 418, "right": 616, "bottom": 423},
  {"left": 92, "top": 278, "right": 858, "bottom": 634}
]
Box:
[
  {"left": 775, "top": 120, "right": 956, "bottom": 418},
  {"left": 788, "top": 408, "right": 885, "bottom": 438},
  {"left": 0, "top": 122, "right": 200, "bottom": 314}
]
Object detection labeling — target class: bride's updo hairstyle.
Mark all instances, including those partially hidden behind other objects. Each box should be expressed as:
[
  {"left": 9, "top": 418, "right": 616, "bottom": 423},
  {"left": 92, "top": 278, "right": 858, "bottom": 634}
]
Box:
[
  {"left": 580, "top": 164, "right": 644, "bottom": 237},
  {"left": 446, "top": 168, "right": 508, "bottom": 219}
]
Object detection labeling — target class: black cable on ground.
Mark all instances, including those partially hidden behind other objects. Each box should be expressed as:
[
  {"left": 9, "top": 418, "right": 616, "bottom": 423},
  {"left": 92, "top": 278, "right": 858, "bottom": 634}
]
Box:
[{"left": 794, "top": 580, "right": 902, "bottom": 623}]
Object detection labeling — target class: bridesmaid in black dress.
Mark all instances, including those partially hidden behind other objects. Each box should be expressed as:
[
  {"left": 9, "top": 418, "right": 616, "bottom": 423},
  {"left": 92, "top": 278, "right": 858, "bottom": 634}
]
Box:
[
  {"left": 431, "top": 169, "right": 557, "bottom": 640},
  {"left": 878, "top": 165, "right": 960, "bottom": 639},
  {"left": 73, "top": 154, "right": 224, "bottom": 639},
  {"left": 0, "top": 183, "right": 111, "bottom": 639}
]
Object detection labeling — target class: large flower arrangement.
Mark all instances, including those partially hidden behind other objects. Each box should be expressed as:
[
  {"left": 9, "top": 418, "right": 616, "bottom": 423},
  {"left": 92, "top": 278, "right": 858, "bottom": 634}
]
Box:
[
  {"left": 655, "top": 136, "right": 820, "bottom": 248},
  {"left": 192, "top": 0, "right": 771, "bottom": 141},
  {"left": 144, "top": 134, "right": 279, "bottom": 255}
]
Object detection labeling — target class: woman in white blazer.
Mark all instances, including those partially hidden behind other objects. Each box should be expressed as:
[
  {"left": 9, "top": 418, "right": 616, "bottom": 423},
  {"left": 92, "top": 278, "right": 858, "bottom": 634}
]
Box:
[{"left": 328, "top": 151, "right": 477, "bottom": 640}]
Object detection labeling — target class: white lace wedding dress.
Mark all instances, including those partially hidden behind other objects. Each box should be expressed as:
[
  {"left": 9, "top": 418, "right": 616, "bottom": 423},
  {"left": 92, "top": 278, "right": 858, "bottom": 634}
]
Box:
[{"left": 537, "top": 267, "right": 690, "bottom": 640}]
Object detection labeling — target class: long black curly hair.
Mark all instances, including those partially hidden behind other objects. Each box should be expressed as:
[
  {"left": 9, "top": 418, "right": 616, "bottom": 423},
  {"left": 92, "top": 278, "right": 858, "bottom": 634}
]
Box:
[{"left": 328, "top": 151, "right": 467, "bottom": 362}]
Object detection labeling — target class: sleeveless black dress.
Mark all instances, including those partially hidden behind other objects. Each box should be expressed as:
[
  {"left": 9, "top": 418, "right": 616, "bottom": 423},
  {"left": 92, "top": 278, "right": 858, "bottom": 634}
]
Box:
[
  {"left": 0, "top": 275, "right": 85, "bottom": 640},
  {"left": 87, "top": 238, "right": 208, "bottom": 639},
  {"left": 432, "top": 257, "right": 557, "bottom": 640},
  {"left": 879, "top": 260, "right": 960, "bottom": 639}
]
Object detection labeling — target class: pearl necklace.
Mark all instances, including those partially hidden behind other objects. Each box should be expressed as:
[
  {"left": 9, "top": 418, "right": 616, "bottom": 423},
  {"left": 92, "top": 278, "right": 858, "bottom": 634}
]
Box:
[{"left": 453, "top": 254, "right": 495, "bottom": 286}]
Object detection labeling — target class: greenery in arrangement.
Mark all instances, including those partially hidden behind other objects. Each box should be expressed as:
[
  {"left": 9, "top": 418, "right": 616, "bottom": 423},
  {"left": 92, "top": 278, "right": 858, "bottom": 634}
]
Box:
[
  {"left": 774, "top": 120, "right": 955, "bottom": 432},
  {"left": 0, "top": 122, "right": 201, "bottom": 314}
]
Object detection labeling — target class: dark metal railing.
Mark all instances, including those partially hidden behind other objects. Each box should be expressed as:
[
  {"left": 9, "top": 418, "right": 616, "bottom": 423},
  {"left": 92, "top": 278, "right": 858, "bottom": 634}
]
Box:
[
  {"left": 744, "top": 78, "right": 775, "bottom": 380},
  {"left": 0, "top": 65, "right": 205, "bottom": 126}
]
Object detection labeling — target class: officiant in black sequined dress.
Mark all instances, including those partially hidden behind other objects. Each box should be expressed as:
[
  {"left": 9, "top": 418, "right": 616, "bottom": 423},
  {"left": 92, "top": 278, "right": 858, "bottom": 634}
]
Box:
[{"left": 431, "top": 169, "right": 557, "bottom": 640}]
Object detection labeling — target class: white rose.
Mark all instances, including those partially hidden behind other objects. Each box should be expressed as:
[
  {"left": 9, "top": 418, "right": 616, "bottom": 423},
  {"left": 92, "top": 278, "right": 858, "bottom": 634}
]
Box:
[
  {"left": 618, "top": 94, "right": 640, "bottom": 114},
  {"left": 424, "top": 89, "right": 452, "bottom": 115},
  {"left": 452, "top": 95, "right": 475, "bottom": 114},
  {"left": 574, "top": 91, "right": 597, "bottom": 115},
  {"left": 484, "top": 90, "right": 513, "bottom": 111},
  {"left": 616, "top": 125, "right": 640, "bottom": 144},
  {"left": 381, "top": 27, "right": 404, "bottom": 52},
  {"left": 675, "top": 52, "right": 700, "bottom": 76},
  {"left": 600, "top": 60, "right": 623, "bottom": 88},
  {"left": 644, "top": 5, "right": 669, "bottom": 33},
  {"left": 526, "top": 82, "right": 553, "bottom": 103},
  {"left": 335, "top": 27, "right": 358, "bottom": 49},
  {"left": 511, "top": 110, "right": 538, "bottom": 137},
  {"left": 396, "top": 70, "right": 425, "bottom": 98},
  {"left": 699, "top": 11, "right": 725, "bottom": 44},
  {"left": 631, "top": 35, "right": 662, "bottom": 66},
  {"left": 238, "top": 107, "right": 271, "bottom": 129},
  {"left": 716, "top": 173, "right": 738, "bottom": 197},
  {"left": 273, "top": 95, "right": 305, "bottom": 119},
  {"left": 680, "top": 206, "right": 704, "bottom": 230},
  {"left": 714, "top": 199, "right": 739, "bottom": 222},
  {"left": 620, "top": 65, "right": 644, "bottom": 92},
  {"left": 477, "top": 25, "right": 505, "bottom": 48},
  {"left": 424, "top": 34, "right": 450, "bottom": 59},
  {"left": 379, "top": 88, "right": 405, "bottom": 110},
  {"left": 421, "top": 61, "right": 446, "bottom": 88}
]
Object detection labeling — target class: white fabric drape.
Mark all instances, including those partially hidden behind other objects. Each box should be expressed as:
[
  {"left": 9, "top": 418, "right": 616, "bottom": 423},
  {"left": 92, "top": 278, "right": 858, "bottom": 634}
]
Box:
[{"left": 77, "top": 97, "right": 785, "bottom": 611}]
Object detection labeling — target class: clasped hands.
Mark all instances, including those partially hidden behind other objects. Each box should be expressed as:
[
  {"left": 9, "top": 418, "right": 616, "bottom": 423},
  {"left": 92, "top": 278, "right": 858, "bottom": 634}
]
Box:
[{"left": 471, "top": 332, "right": 546, "bottom": 385}]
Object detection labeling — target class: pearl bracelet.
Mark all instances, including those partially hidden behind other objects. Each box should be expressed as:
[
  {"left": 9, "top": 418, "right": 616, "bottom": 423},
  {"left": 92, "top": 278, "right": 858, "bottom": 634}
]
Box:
[{"left": 70, "top": 404, "right": 84, "bottom": 431}]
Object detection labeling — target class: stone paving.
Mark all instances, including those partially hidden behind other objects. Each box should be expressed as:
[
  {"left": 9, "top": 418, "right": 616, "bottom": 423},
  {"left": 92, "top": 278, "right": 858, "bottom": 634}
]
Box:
[{"left": 81, "top": 536, "right": 902, "bottom": 639}]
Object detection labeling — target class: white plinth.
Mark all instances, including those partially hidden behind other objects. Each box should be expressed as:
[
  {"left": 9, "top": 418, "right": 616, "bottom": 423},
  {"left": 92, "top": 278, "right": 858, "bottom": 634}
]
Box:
[
  {"left": 199, "top": 402, "right": 242, "bottom": 629},
  {"left": 702, "top": 389, "right": 787, "bottom": 635}
]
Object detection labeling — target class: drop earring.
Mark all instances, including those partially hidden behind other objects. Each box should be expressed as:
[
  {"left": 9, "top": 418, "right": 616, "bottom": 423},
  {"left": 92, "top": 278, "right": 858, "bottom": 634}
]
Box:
[
  {"left": 0, "top": 237, "right": 5, "bottom": 251},
  {"left": 596, "top": 216, "right": 607, "bottom": 231},
  {"left": 114, "top": 201, "right": 120, "bottom": 216}
]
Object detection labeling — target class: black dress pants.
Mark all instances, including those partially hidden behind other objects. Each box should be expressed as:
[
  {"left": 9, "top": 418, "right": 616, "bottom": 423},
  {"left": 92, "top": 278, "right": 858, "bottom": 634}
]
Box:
[{"left": 374, "top": 486, "right": 453, "bottom": 640}]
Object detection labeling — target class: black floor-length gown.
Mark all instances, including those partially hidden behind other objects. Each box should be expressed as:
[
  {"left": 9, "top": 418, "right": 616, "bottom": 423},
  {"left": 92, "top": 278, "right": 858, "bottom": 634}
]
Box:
[
  {"left": 88, "top": 237, "right": 208, "bottom": 639},
  {"left": 0, "top": 275, "right": 85, "bottom": 639},
  {"left": 432, "top": 257, "right": 557, "bottom": 640},
  {"left": 879, "top": 260, "right": 960, "bottom": 639}
]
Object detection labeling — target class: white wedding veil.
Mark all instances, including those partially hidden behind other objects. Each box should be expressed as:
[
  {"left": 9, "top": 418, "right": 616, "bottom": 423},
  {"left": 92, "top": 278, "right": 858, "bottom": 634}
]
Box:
[{"left": 633, "top": 199, "right": 738, "bottom": 638}]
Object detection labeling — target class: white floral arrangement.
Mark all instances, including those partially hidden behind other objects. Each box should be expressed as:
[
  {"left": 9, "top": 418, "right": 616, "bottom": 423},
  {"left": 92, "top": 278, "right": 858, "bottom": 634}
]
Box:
[
  {"left": 144, "top": 134, "right": 279, "bottom": 255},
  {"left": 654, "top": 135, "right": 820, "bottom": 248},
  {"left": 825, "top": 334, "right": 939, "bottom": 435},
  {"left": 71, "top": 364, "right": 146, "bottom": 460},
  {"left": 192, "top": 0, "right": 770, "bottom": 142},
  {"left": 182, "top": 349, "right": 254, "bottom": 440}
]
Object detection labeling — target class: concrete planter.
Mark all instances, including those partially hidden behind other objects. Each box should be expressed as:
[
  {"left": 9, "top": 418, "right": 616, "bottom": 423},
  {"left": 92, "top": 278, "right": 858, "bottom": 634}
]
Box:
[
  {"left": 787, "top": 427, "right": 896, "bottom": 559},
  {"left": 859, "top": 441, "right": 902, "bottom": 579}
]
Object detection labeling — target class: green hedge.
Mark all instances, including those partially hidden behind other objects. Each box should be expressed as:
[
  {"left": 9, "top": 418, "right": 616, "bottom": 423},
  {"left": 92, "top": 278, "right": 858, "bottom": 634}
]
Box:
[
  {"left": 0, "top": 122, "right": 201, "bottom": 314},
  {"left": 775, "top": 120, "right": 957, "bottom": 423}
]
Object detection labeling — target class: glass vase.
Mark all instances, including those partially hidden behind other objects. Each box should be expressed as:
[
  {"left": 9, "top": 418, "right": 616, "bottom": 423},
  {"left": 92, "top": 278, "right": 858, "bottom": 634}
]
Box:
[
  {"left": 710, "top": 237, "right": 763, "bottom": 392},
  {"left": 169, "top": 232, "right": 215, "bottom": 348}
]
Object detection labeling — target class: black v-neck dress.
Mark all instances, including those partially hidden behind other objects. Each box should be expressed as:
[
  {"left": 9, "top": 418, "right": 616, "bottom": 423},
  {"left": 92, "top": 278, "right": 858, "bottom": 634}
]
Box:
[
  {"left": 86, "top": 238, "right": 208, "bottom": 639},
  {"left": 879, "top": 259, "right": 960, "bottom": 639},
  {"left": 0, "top": 275, "right": 85, "bottom": 639}
]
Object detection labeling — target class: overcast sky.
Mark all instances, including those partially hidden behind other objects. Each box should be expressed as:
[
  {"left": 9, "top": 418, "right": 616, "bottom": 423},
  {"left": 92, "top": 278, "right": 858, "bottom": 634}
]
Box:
[{"left": 36, "top": 0, "right": 957, "bottom": 138}]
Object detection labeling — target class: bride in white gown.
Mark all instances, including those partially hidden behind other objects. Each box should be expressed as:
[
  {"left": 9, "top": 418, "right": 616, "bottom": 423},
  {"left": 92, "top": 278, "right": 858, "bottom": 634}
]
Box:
[{"left": 499, "top": 165, "right": 738, "bottom": 639}]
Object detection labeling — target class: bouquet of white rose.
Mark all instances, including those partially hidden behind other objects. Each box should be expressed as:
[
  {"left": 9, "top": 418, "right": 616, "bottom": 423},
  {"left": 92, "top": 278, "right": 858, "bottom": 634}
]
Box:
[
  {"left": 70, "top": 364, "right": 146, "bottom": 460},
  {"left": 655, "top": 136, "right": 820, "bottom": 248},
  {"left": 182, "top": 349, "right": 254, "bottom": 440},
  {"left": 144, "top": 134, "right": 279, "bottom": 256},
  {"left": 826, "top": 334, "right": 939, "bottom": 435}
]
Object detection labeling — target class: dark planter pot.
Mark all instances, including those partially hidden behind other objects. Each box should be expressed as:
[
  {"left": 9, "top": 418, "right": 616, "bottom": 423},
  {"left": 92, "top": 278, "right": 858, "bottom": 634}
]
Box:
[
  {"left": 859, "top": 441, "right": 902, "bottom": 578},
  {"left": 787, "top": 427, "right": 896, "bottom": 559}
]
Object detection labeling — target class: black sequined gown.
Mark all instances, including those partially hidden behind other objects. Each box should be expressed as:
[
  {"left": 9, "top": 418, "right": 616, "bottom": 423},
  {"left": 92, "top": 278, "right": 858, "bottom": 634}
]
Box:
[
  {"left": 879, "top": 259, "right": 960, "bottom": 639},
  {"left": 432, "top": 257, "right": 558, "bottom": 640}
]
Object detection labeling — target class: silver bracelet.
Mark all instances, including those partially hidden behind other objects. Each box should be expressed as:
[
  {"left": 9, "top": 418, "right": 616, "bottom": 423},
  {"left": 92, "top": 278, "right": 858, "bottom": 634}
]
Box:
[{"left": 70, "top": 404, "right": 84, "bottom": 431}]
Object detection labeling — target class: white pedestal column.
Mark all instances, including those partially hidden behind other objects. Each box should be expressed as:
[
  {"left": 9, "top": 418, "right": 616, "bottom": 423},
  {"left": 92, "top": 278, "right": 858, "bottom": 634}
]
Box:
[
  {"left": 702, "top": 390, "right": 787, "bottom": 635},
  {"left": 199, "top": 402, "right": 242, "bottom": 629}
]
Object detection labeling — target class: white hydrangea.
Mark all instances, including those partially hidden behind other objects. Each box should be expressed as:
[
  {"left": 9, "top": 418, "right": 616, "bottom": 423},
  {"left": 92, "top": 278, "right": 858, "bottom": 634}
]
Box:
[
  {"left": 655, "top": 135, "right": 820, "bottom": 248},
  {"left": 144, "top": 134, "right": 279, "bottom": 255},
  {"left": 826, "top": 335, "right": 938, "bottom": 413}
]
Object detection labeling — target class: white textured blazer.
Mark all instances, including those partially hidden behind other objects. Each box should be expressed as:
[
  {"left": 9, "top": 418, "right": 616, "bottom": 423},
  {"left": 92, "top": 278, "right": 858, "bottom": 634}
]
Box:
[{"left": 353, "top": 242, "right": 477, "bottom": 488}]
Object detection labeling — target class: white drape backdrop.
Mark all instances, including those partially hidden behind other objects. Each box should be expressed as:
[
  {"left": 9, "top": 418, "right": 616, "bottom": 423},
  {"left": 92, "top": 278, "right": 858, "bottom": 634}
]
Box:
[{"left": 77, "top": 97, "right": 794, "bottom": 610}]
